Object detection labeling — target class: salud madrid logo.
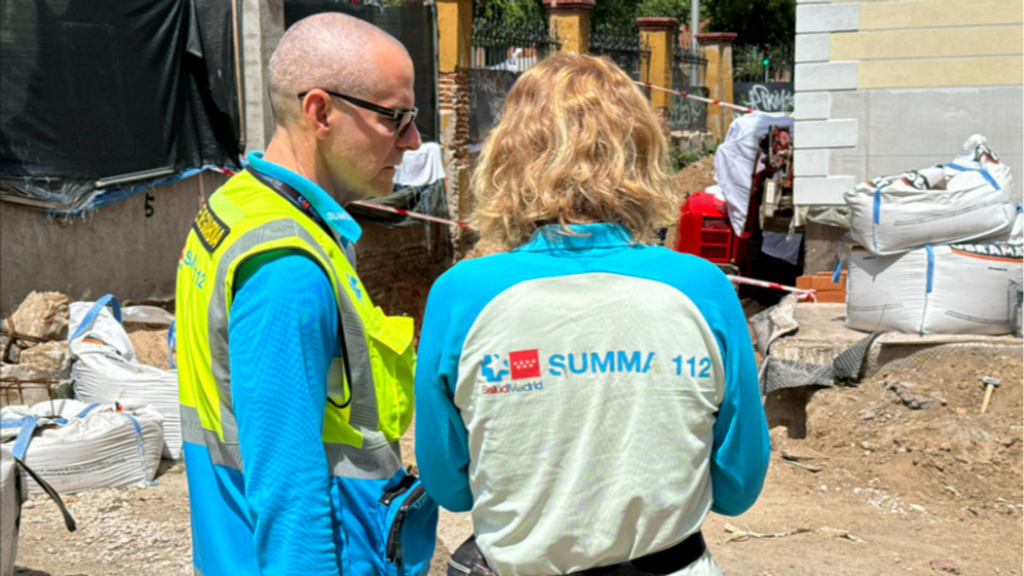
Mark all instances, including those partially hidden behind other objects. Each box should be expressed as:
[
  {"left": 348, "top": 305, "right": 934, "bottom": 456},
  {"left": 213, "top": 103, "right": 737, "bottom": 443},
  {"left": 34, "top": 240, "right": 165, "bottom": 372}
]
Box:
[{"left": 479, "top": 349, "right": 544, "bottom": 395}]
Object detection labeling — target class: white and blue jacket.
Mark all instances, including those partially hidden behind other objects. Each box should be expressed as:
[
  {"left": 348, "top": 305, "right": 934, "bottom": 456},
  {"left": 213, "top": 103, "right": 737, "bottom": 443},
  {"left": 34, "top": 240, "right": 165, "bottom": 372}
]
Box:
[{"left": 415, "top": 223, "right": 770, "bottom": 576}]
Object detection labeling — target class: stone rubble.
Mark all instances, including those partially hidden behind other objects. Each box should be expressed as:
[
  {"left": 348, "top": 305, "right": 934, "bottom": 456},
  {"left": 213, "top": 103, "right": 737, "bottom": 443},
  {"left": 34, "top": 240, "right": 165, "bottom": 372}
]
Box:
[
  {"left": 8, "top": 292, "right": 70, "bottom": 342},
  {"left": 18, "top": 478, "right": 193, "bottom": 576}
]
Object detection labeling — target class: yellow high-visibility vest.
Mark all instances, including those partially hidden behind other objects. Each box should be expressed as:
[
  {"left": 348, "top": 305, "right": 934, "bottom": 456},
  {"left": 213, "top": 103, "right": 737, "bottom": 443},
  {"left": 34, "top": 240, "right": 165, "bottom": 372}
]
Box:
[{"left": 176, "top": 169, "right": 415, "bottom": 479}]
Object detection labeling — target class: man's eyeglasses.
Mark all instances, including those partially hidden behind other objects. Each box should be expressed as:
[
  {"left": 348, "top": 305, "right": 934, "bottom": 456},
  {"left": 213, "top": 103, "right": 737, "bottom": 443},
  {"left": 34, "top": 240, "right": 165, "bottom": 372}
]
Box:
[{"left": 298, "top": 90, "right": 418, "bottom": 137}]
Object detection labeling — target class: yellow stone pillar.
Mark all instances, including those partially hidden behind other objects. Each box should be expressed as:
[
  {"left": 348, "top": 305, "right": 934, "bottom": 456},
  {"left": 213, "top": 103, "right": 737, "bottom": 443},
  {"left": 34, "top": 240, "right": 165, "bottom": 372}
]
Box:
[
  {"left": 697, "top": 32, "right": 737, "bottom": 141},
  {"left": 637, "top": 17, "right": 678, "bottom": 116},
  {"left": 543, "top": 0, "right": 595, "bottom": 54},
  {"left": 437, "top": 0, "right": 473, "bottom": 243},
  {"left": 437, "top": 0, "right": 473, "bottom": 73}
]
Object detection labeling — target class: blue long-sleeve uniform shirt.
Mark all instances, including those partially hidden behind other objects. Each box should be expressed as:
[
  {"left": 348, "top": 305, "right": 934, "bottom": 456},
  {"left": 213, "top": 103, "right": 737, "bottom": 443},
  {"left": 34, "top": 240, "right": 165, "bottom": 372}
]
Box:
[
  {"left": 414, "top": 224, "right": 770, "bottom": 576},
  {"left": 183, "top": 152, "right": 371, "bottom": 576}
]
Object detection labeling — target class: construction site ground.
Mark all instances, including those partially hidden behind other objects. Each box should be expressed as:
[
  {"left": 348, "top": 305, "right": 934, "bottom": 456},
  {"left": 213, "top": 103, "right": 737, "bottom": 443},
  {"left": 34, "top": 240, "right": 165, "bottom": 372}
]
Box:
[{"left": 14, "top": 340, "right": 1021, "bottom": 576}]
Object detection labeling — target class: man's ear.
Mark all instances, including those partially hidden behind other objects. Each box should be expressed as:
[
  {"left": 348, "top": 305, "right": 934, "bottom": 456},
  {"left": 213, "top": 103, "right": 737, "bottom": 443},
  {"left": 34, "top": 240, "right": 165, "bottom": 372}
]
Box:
[{"left": 300, "top": 90, "right": 333, "bottom": 139}]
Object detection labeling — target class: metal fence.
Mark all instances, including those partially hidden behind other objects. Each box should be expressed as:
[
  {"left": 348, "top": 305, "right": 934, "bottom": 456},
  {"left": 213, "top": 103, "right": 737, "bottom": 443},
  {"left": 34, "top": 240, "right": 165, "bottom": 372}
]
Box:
[
  {"left": 471, "top": 18, "right": 560, "bottom": 72},
  {"left": 733, "top": 44, "right": 795, "bottom": 83},
  {"left": 669, "top": 46, "right": 709, "bottom": 132},
  {"left": 674, "top": 45, "right": 706, "bottom": 87},
  {"left": 589, "top": 28, "right": 650, "bottom": 82}
]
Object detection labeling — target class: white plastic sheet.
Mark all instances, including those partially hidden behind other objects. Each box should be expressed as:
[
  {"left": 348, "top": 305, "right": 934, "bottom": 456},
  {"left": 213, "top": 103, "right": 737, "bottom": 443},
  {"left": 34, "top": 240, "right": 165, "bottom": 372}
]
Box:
[
  {"left": 713, "top": 112, "right": 794, "bottom": 236},
  {"left": 1, "top": 400, "right": 163, "bottom": 495},
  {"left": 846, "top": 219, "right": 1023, "bottom": 335},
  {"left": 68, "top": 299, "right": 181, "bottom": 459},
  {"left": 1, "top": 446, "right": 22, "bottom": 576},
  {"left": 845, "top": 135, "right": 1017, "bottom": 256},
  {"left": 394, "top": 142, "right": 446, "bottom": 187}
]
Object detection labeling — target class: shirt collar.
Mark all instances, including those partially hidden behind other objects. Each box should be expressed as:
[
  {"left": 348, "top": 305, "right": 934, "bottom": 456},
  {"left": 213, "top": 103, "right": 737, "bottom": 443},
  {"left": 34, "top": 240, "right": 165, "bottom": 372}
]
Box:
[
  {"left": 247, "top": 150, "right": 362, "bottom": 244},
  {"left": 517, "top": 223, "right": 637, "bottom": 252}
]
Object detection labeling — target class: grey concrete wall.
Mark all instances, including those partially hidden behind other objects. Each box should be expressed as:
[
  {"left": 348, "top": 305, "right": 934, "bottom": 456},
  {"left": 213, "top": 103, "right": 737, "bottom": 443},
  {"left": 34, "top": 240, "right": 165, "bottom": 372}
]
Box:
[
  {"left": 827, "top": 86, "right": 1024, "bottom": 202},
  {"left": 792, "top": 0, "right": 1023, "bottom": 205},
  {"left": 0, "top": 172, "right": 228, "bottom": 314},
  {"left": 242, "top": 0, "right": 284, "bottom": 153}
]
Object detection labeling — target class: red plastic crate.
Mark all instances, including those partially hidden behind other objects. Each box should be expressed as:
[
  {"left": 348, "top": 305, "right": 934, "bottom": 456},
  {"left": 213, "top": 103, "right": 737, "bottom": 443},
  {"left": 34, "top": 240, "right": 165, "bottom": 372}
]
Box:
[{"left": 673, "top": 191, "right": 738, "bottom": 265}]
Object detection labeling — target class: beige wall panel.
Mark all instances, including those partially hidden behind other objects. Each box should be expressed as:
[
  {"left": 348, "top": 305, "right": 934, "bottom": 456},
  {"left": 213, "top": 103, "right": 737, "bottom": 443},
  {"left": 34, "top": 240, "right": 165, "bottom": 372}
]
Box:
[
  {"left": 832, "top": 26, "right": 1023, "bottom": 60},
  {"left": 858, "top": 56, "right": 1024, "bottom": 88},
  {"left": 859, "top": 0, "right": 1023, "bottom": 30}
]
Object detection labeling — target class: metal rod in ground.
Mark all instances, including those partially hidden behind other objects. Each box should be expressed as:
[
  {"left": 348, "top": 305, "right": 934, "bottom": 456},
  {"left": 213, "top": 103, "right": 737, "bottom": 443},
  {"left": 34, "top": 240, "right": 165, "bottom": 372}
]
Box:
[
  {"left": 726, "top": 275, "right": 817, "bottom": 302},
  {"left": 635, "top": 81, "right": 756, "bottom": 114},
  {"left": 350, "top": 200, "right": 474, "bottom": 229}
]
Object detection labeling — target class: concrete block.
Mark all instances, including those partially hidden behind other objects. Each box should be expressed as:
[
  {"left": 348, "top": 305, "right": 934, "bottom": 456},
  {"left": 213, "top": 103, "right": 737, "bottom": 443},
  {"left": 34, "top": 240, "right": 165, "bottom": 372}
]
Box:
[
  {"left": 829, "top": 149, "right": 869, "bottom": 183},
  {"left": 794, "top": 92, "right": 832, "bottom": 120},
  {"left": 794, "top": 176, "right": 857, "bottom": 205},
  {"left": 795, "top": 62, "right": 858, "bottom": 92},
  {"left": 795, "top": 149, "right": 831, "bottom": 177},
  {"left": 828, "top": 90, "right": 867, "bottom": 121},
  {"left": 795, "top": 119, "right": 858, "bottom": 149},
  {"left": 796, "top": 3, "right": 859, "bottom": 34},
  {"left": 795, "top": 33, "right": 831, "bottom": 63}
]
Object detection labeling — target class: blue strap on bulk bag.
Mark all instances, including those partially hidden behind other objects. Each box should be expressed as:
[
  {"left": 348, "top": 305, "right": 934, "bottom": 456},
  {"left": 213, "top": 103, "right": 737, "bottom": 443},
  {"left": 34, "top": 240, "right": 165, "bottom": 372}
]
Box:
[
  {"left": 167, "top": 320, "right": 177, "bottom": 369},
  {"left": 944, "top": 163, "right": 1000, "bottom": 190},
  {"left": 70, "top": 294, "right": 123, "bottom": 341},
  {"left": 832, "top": 233, "right": 852, "bottom": 284}
]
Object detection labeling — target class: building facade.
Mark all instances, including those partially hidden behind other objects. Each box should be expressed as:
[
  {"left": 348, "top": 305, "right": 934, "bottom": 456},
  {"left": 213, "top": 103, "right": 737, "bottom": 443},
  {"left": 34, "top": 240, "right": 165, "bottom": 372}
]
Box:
[{"left": 792, "top": 0, "right": 1023, "bottom": 206}]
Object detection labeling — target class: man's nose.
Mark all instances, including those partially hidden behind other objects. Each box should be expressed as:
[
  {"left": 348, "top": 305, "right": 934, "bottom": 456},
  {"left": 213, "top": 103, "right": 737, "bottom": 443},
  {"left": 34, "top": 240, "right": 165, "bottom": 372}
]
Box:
[{"left": 398, "top": 122, "right": 421, "bottom": 151}]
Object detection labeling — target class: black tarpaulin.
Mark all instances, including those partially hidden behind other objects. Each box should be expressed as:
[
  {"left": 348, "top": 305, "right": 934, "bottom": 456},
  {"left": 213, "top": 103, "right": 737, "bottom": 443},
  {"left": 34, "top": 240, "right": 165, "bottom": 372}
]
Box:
[
  {"left": 283, "top": 1, "right": 439, "bottom": 144},
  {"left": 0, "top": 0, "right": 241, "bottom": 212}
]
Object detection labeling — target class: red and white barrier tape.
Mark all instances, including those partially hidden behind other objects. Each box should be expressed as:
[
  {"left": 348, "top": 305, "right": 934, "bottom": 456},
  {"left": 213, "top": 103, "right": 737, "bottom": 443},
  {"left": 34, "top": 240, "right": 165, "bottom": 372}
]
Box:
[
  {"left": 198, "top": 180, "right": 818, "bottom": 302},
  {"left": 351, "top": 200, "right": 474, "bottom": 229},
  {"left": 353, "top": 201, "right": 817, "bottom": 302},
  {"left": 726, "top": 275, "right": 817, "bottom": 302},
  {"left": 635, "top": 81, "right": 756, "bottom": 114}
]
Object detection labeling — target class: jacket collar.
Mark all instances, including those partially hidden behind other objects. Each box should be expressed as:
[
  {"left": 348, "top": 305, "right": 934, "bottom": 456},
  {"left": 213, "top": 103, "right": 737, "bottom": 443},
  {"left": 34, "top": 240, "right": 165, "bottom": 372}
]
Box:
[
  {"left": 517, "top": 223, "right": 637, "bottom": 252},
  {"left": 247, "top": 150, "right": 362, "bottom": 244}
]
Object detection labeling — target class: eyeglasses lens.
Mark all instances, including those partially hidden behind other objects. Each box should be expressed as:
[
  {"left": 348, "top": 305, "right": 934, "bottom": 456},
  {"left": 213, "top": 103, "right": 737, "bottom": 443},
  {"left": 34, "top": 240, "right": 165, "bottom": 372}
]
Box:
[{"left": 398, "top": 113, "right": 417, "bottom": 137}]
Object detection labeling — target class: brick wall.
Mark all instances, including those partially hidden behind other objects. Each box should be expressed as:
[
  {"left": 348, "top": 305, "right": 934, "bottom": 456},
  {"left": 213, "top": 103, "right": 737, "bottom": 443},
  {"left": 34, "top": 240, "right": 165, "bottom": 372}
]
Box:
[
  {"left": 354, "top": 218, "right": 452, "bottom": 340},
  {"left": 439, "top": 70, "right": 478, "bottom": 255}
]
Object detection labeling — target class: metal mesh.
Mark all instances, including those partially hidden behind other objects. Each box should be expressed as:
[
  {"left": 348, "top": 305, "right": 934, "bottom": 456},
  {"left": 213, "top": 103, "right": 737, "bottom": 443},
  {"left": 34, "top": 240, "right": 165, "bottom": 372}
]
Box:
[
  {"left": 752, "top": 296, "right": 1021, "bottom": 394},
  {"left": 759, "top": 334, "right": 877, "bottom": 395},
  {"left": 864, "top": 340, "right": 1021, "bottom": 378}
]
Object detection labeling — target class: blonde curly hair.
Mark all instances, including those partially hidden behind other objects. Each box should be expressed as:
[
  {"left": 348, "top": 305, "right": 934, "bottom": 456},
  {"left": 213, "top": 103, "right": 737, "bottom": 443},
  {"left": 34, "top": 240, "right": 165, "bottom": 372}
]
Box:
[{"left": 470, "top": 53, "right": 677, "bottom": 252}]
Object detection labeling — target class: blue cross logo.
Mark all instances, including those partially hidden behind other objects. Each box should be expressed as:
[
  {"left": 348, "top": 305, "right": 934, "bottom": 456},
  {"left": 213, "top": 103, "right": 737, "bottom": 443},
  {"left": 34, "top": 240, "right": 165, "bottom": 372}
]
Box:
[
  {"left": 347, "top": 273, "right": 363, "bottom": 302},
  {"left": 481, "top": 354, "right": 509, "bottom": 383}
]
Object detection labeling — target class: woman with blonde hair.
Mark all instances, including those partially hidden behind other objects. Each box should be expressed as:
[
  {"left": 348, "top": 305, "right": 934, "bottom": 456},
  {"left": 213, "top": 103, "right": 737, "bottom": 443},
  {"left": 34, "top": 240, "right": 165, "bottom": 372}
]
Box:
[{"left": 415, "top": 54, "right": 768, "bottom": 576}]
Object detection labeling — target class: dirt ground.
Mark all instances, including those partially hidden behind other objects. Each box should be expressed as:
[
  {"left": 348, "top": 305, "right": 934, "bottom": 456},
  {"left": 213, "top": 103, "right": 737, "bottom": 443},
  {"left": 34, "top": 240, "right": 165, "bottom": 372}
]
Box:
[
  {"left": 670, "top": 155, "right": 717, "bottom": 200},
  {"left": 14, "top": 345, "right": 1022, "bottom": 576},
  {"left": 664, "top": 155, "right": 718, "bottom": 249}
]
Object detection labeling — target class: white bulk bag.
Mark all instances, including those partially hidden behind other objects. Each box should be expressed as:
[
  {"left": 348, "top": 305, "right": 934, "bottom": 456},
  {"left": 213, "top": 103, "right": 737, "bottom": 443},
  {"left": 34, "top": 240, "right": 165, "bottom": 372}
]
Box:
[
  {"left": 846, "top": 235, "right": 1023, "bottom": 335},
  {"left": 1, "top": 400, "right": 163, "bottom": 495},
  {"left": 845, "top": 135, "right": 1016, "bottom": 256},
  {"left": 68, "top": 295, "right": 181, "bottom": 459},
  {"left": 1, "top": 446, "right": 23, "bottom": 576}
]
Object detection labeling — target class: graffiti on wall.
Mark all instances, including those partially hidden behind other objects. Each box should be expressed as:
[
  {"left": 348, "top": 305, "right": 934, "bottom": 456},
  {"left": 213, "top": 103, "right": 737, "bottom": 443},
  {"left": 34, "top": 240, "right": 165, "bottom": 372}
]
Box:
[{"left": 734, "top": 82, "right": 794, "bottom": 113}]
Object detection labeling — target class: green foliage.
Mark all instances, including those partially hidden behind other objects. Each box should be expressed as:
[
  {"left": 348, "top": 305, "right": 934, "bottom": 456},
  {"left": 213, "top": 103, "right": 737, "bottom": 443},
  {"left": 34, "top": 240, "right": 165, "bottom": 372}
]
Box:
[
  {"left": 474, "top": 0, "right": 796, "bottom": 49},
  {"left": 476, "top": 0, "right": 546, "bottom": 27},
  {"left": 668, "top": 141, "right": 717, "bottom": 173},
  {"left": 706, "top": 0, "right": 795, "bottom": 48},
  {"left": 636, "top": 0, "right": 691, "bottom": 21},
  {"left": 592, "top": 0, "right": 699, "bottom": 34}
]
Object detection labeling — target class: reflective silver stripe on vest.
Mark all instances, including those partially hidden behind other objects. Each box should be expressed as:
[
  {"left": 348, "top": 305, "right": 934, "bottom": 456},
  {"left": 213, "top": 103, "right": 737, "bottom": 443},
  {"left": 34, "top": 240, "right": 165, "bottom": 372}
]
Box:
[
  {"left": 180, "top": 405, "right": 402, "bottom": 479},
  {"left": 195, "top": 215, "right": 396, "bottom": 478}
]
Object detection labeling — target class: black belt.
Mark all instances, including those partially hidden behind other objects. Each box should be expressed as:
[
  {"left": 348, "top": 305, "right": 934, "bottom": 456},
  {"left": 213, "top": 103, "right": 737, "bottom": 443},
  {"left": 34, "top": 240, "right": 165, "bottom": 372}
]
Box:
[
  {"left": 449, "top": 531, "right": 705, "bottom": 576},
  {"left": 573, "top": 532, "right": 706, "bottom": 576}
]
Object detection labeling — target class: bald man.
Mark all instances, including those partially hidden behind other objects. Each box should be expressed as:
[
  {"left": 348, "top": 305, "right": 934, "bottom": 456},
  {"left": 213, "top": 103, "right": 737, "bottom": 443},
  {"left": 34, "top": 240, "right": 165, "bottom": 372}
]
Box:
[{"left": 175, "top": 13, "right": 435, "bottom": 576}]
